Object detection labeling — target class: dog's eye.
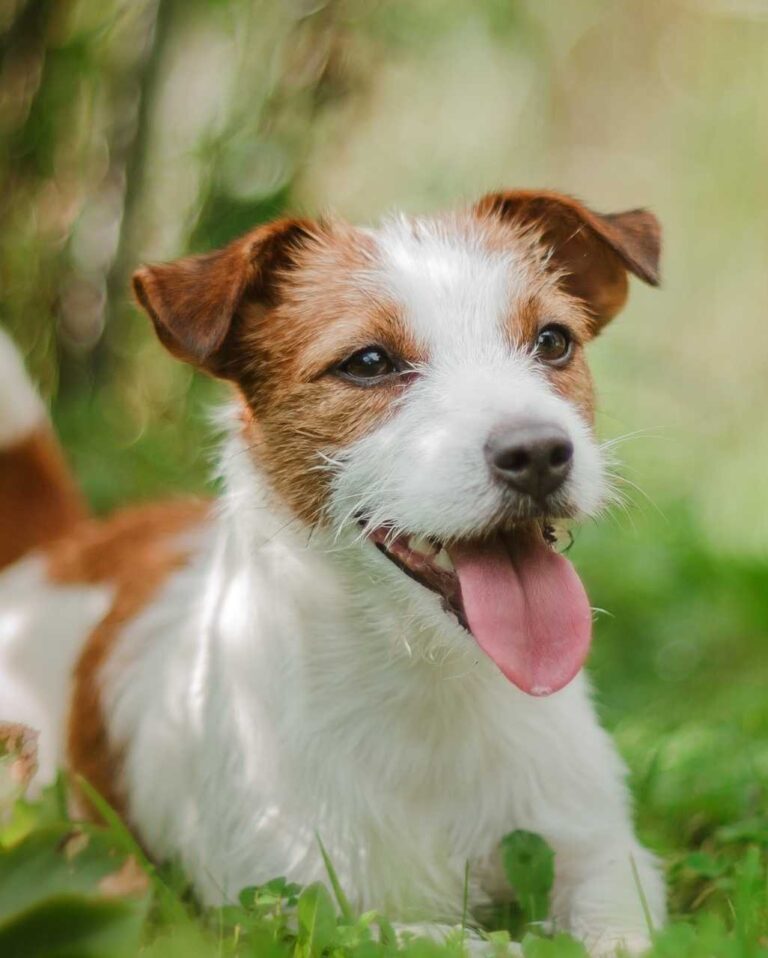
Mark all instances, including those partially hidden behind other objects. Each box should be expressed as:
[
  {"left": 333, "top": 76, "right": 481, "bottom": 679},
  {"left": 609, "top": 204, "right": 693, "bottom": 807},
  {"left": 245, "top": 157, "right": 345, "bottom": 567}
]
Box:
[
  {"left": 336, "top": 346, "right": 398, "bottom": 383},
  {"left": 534, "top": 325, "right": 573, "bottom": 366}
]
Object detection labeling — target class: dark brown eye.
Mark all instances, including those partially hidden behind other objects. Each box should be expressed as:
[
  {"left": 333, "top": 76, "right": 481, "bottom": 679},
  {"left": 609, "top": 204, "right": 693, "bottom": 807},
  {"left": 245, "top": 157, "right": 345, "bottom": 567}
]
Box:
[
  {"left": 534, "top": 325, "right": 573, "bottom": 366},
  {"left": 337, "top": 346, "right": 397, "bottom": 383}
]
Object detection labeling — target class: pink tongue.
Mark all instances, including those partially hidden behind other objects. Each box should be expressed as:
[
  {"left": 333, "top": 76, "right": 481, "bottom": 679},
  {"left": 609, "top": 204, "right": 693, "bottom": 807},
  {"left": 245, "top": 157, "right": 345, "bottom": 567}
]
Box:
[{"left": 450, "top": 532, "right": 592, "bottom": 696}]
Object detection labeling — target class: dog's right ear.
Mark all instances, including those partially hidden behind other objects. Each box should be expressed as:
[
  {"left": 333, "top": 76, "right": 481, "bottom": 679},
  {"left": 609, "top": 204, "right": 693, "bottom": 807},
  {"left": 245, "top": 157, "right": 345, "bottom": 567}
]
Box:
[
  {"left": 132, "top": 218, "right": 316, "bottom": 378},
  {"left": 474, "top": 190, "right": 661, "bottom": 330}
]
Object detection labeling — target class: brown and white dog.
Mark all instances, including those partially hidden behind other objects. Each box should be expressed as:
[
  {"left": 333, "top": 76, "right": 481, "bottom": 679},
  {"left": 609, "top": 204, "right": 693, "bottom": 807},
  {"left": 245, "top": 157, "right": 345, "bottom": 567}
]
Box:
[{"left": 0, "top": 190, "right": 664, "bottom": 955}]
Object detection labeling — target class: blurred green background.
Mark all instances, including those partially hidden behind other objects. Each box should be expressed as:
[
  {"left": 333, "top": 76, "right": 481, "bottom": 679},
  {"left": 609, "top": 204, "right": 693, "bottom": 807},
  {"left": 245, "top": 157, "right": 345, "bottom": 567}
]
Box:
[{"left": 1, "top": 0, "right": 767, "bottom": 950}]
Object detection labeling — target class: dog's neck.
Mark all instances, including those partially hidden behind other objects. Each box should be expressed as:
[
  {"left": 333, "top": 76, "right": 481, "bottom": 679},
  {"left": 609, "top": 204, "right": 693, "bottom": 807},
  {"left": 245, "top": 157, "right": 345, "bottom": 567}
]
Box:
[
  {"left": 198, "top": 433, "right": 543, "bottom": 832},
  {"left": 211, "top": 428, "right": 505, "bottom": 717}
]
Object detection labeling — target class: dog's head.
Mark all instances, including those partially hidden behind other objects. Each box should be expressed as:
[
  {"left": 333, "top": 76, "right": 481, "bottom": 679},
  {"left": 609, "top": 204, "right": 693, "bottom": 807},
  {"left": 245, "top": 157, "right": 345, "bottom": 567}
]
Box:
[{"left": 133, "top": 190, "right": 660, "bottom": 695}]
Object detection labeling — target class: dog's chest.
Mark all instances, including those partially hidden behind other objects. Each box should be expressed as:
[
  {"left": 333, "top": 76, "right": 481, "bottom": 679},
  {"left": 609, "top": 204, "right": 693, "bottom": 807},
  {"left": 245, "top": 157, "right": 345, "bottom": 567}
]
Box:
[
  {"left": 106, "top": 589, "right": 519, "bottom": 914},
  {"left": 101, "top": 525, "right": 542, "bottom": 915},
  {"left": 194, "top": 672, "right": 519, "bottom": 915}
]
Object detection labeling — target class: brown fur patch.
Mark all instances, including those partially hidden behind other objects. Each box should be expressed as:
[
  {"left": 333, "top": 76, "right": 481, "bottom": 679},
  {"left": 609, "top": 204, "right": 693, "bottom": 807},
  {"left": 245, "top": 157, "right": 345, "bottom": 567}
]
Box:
[
  {"left": 549, "top": 351, "right": 596, "bottom": 422},
  {"left": 505, "top": 285, "right": 596, "bottom": 424},
  {"left": 474, "top": 189, "right": 661, "bottom": 328},
  {"left": 132, "top": 218, "right": 319, "bottom": 374},
  {"left": 0, "top": 427, "right": 87, "bottom": 570},
  {"left": 48, "top": 500, "right": 209, "bottom": 817},
  {"left": 235, "top": 225, "right": 425, "bottom": 525}
]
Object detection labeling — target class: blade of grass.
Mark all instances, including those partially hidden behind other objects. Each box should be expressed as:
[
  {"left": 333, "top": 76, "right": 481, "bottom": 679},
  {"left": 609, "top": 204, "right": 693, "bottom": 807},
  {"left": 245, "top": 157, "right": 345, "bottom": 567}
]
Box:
[
  {"left": 461, "top": 859, "right": 470, "bottom": 936},
  {"left": 316, "top": 832, "right": 354, "bottom": 924},
  {"left": 630, "top": 853, "right": 655, "bottom": 938},
  {"left": 459, "top": 858, "right": 477, "bottom": 955}
]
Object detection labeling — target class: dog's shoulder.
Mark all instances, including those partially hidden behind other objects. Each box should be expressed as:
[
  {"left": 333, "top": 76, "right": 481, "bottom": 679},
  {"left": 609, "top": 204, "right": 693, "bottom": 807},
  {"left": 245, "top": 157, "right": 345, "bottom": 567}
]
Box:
[
  {"left": 58, "top": 498, "right": 210, "bottom": 817},
  {"left": 46, "top": 498, "right": 210, "bottom": 587}
]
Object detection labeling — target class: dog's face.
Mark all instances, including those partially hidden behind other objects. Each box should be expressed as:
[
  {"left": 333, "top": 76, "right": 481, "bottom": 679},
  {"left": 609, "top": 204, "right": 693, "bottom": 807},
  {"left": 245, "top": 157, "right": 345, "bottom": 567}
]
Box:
[{"left": 133, "top": 190, "right": 660, "bottom": 695}]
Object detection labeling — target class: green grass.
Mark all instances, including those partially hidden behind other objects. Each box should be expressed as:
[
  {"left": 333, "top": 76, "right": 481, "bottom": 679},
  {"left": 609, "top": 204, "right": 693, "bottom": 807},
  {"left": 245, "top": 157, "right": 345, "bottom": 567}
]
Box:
[{"left": 1, "top": 397, "right": 767, "bottom": 957}]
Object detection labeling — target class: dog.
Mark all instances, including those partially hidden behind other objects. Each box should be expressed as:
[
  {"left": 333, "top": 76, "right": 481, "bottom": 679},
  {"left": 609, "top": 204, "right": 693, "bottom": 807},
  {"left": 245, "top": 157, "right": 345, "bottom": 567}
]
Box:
[{"left": 0, "top": 189, "right": 665, "bottom": 955}]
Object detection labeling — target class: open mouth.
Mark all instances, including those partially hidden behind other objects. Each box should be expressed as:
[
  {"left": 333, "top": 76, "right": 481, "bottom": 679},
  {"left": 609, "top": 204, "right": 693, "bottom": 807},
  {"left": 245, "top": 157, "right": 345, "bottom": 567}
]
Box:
[
  {"left": 362, "top": 520, "right": 593, "bottom": 697},
  {"left": 365, "top": 525, "right": 470, "bottom": 628}
]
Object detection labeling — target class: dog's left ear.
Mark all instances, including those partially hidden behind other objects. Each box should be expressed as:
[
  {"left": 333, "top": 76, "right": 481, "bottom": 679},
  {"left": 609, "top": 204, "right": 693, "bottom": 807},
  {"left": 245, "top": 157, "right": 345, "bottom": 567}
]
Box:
[
  {"left": 132, "top": 218, "right": 317, "bottom": 378},
  {"left": 474, "top": 189, "right": 661, "bottom": 329}
]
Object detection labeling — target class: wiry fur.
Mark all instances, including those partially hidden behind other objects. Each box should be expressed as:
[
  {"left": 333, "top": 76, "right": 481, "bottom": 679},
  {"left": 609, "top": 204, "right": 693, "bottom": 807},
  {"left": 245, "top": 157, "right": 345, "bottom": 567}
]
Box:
[{"left": 0, "top": 193, "right": 665, "bottom": 956}]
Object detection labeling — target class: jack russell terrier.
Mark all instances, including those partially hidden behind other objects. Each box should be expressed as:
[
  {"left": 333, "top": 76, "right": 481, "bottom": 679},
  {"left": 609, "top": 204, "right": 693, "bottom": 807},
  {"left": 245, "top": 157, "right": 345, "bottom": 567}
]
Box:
[{"left": 0, "top": 189, "right": 665, "bottom": 955}]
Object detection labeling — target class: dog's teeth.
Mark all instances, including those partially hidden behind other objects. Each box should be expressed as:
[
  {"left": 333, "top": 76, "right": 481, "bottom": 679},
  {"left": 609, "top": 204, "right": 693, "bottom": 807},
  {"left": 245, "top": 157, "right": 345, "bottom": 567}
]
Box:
[
  {"left": 433, "top": 548, "right": 454, "bottom": 573},
  {"left": 407, "top": 535, "right": 433, "bottom": 555}
]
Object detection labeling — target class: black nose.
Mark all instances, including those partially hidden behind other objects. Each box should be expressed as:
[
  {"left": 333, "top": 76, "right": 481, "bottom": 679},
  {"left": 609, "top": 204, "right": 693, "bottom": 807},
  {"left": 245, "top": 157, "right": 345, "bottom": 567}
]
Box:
[{"left": 485, "top": 422, "right": 574, "bottom": 500}]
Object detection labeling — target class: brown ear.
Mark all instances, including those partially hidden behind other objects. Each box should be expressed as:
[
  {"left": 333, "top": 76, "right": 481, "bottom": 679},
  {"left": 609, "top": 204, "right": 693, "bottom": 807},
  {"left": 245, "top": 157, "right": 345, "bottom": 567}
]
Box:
[
  {"left": 474, "top": 189, "right": 661, "bottom": 328},
  {"left": 132, "top": 218, "right": 316, "bottom": 376}
]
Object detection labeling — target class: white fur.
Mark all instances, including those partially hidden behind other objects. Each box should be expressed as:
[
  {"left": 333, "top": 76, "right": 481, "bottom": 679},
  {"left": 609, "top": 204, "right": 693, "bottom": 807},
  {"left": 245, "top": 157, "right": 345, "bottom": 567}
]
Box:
[
  {"left": 0, "top": 221, "right": 665, "bottom": 955},
  {"left": 0, "top": 556, "right": 113, "bottom": 787},
  {"left": 0, "top": 327, "right": 46, "bottom": 448}
]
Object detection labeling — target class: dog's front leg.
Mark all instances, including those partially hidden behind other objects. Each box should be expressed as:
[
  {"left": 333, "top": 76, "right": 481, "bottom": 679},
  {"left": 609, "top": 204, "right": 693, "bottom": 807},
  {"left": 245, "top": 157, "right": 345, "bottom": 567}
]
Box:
[
  {"left": 483, "top": 829, "right": 663, "bottom": 957},
  {"left": 486, "top": 682, "right": 666, "bottom": 956},
  {"left": 545, "top": 833, "right": 665, "bottom": 956}
]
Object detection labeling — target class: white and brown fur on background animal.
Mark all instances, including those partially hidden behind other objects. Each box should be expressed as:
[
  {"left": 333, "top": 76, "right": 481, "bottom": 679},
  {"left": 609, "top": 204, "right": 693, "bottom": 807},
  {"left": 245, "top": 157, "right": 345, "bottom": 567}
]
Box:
[{"left": 0, "top": 190, "right": 664, "bottom": 955}]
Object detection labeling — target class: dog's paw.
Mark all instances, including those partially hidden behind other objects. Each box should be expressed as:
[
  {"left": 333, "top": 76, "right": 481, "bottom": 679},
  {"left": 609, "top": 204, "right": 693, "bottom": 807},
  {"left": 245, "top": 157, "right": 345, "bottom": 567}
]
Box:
[
  {"left": 392, "top": 923, "right": 522, "bottom": 956},
  {"left": 584, "top": 932, "right": 652, "bottom": 957},
  {"left": 458, "top": 934, "right": 523, "bottom": 957}
]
